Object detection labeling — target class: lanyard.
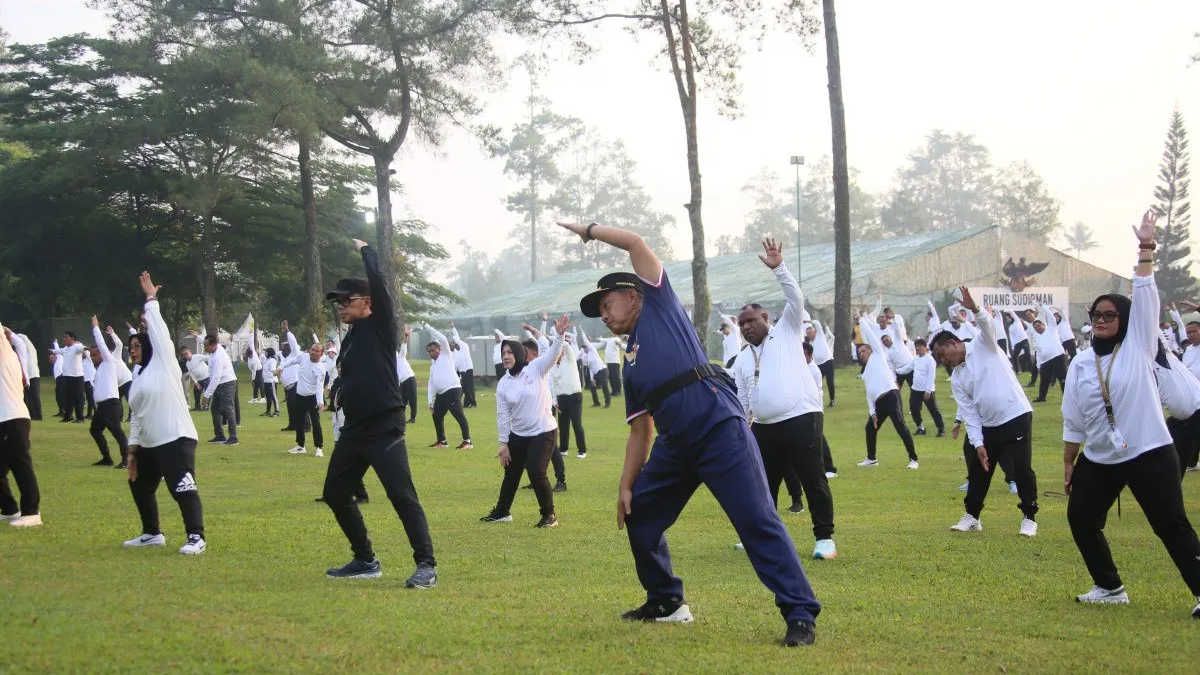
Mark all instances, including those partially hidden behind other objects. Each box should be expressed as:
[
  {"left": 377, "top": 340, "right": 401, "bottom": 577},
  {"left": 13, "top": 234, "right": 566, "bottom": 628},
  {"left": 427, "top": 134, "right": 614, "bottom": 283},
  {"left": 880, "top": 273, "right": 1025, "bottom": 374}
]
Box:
[
  {"left": 1093, "top": 343, "right": 1120, "bottom": 431},
  {"left": 746, "top": 341, "right": 763, "bottom": 421}
]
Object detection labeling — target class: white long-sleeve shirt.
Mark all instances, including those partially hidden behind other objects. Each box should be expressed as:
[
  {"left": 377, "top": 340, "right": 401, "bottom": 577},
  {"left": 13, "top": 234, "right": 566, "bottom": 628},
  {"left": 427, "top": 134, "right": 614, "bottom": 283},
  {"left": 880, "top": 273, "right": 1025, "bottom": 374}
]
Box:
[
  {"left": 719, "top": 315, "right": 742, "bottom": 365},
  {"left": 82, "top": 355, "right": 96, "bottom": 384},
  {"left": 449, "top": 327, "right": 475, "bottom": 372},
  {"left": 16, "top": 334, "right": 39, "bottom": 379},
  {"left": 859, "top": 316, "right": 898, "bottom": 415},
  {"left": 492, "top": 333, "right": 503, "bottom": 366},
  {"left": 732, "top": 264, "right": 822, "bottom": 424},
  {"left": 549, "top": 340, "right": 582, "bottom": 396},
  {"left": 1034, "top": 305, "right": 1066, "bottom": 366},
  {"left": 0, "top": 324, "right": 30, "bottom": 423},
  {"left": 55, "top": 342, "right": 86, "bottom": 377},
  {"left": 396, "top": 343, "right": 415, "bottom": 382},
  {"left": 1154, "top": 338, "right": 1200, "bottom": 420},
  {"left": 1055, "top": 306, "right": 1074, "bottom": 343},
  {"left": 202, "top": 344, "right": 235, "bottom": 399},
  {"left": 425, "top": 325, "right": 462, "bottom": 405},
  {"left": 948, "top": 308, "right": 1032, "bottom": 448},
  {"left": 496, "top": 334, "right": 564, "bottom": 443},
  {"left": 808, "top": 319, "right": 833, "bottom": 366},
  {"left": 911, "top": 353, "right": 937, "bottom": 393},
  {"left": 1062, "top": 273, "right": 1173, "bottom": 464},
  {"left": 90, "top": 325, "right": 121, "bottom": 402},
  {"left": 295, "top": 356, "right": 325, "bottom": 407},
  {"left": 261, "top": 356, "right": 278, "bottom": 384},
  {"left": 601, "top": 336, "right": 624, "bottom": 364},
  {"left": 185, "top": 354, "right": 210, "bottom": 384},
  {"left": 279, "top": 331, "right": 302, "bottom": 387},
  {"left": 809, "top": 361, "right": 823, "bottom": 392},
  {"left": 1005, "top": 310, "right": 1029, "bottom": 344},
  {"left": 108, "top": 332, "right": 133, "bottom": 386},
  {"left": 8, "top": 333, "right": 32, "bottom": 385},
  {"left": 885, "top": 323, "right": 915, "bottom": 375},
  {"left": 128, "top": 300, "right": 198, "bottom": 448},
  {"left": 1182, "top": 343, "right": 1200, "bottom": 382}
]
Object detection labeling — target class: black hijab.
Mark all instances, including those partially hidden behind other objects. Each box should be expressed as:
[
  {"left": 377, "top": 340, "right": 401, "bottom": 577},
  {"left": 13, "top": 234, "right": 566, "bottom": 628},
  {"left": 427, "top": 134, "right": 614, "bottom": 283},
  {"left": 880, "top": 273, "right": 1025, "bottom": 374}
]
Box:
[
  {"left": 1089, "top": 293, "right": 1131, "bottom": 357},
  {"left": 134, "top": 333, "right": 153, "bottom": 367},
  {"left": 502, "top": 339, "right": 528, "bottom": 377}
]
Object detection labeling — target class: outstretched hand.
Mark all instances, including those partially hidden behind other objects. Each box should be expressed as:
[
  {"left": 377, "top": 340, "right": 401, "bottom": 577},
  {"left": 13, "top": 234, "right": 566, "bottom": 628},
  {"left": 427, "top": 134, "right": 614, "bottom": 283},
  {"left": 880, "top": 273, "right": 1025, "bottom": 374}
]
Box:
[
  {"left": 1133, "top": 208, "right": 1158, "bottom": 244},
  {"left": 758, "top": 235, "right": 784, "bottom": 269},
  {"left": 553, "top": 314, "right": 570, "bottom": 336},
  {"left": 91, "top": 315, "right": 99, "bottom": 328},
  {"left": 958, "top": 286, "right": 978, "bottom": 312},
  {"left": 138, "top": 271, "right": 161, "bottom": 299},
  {"left": 557, "top": 222, "right": 590, "bottom": 243}
]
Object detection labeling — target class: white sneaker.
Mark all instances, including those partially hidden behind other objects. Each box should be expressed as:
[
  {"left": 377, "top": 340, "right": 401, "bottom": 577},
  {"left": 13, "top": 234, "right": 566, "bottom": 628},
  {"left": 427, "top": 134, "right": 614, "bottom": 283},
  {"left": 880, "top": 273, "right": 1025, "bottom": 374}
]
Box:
[
  {"left": 123, "top": 533, "right": 166, "bottom": 547},
  {"left": 906, "top": 460, "right": 920, "bottom": 470},
  {"left": 1009, "top": 481, "right": 1018, "bottom": 495},
  {"left": 950, "top": 513, "right": 982, "bottom": 532},
  {"left": 1018, "top": 518, "right": 1038, "bottom": 537},
  {"left": 1191, "top": 597, "right": 1199, "bottom": 619},
  {"left": 288, "top": 446, "right": 306, "bottom": 455},
  {"left": 812, "top": 538, "right": 837, "bottom": 559},
  {"left": 1187, "top": 464, "right": 1199, "bottom": 473},
  {"left": 824, "top": 471, "right": 838, "bottom": 479},
  {"left": 0, "top": 511, "right": 20, "bottom": 522},
  {"left": 314, "top": 447, "right": 324, "bottom": 458},
  {"left": 179, "top": 534, "right": 206, "bottom": 555},
  {"left": 958, "top": 481, "right": 969, "bottom": 491},
  {"left": 733, "top": 542, "right": 745, "bottom": 551},
  {"left": 857, "top": 458, "right": 878, "bottom": 467},
  {"left": 1075, "top": 585, "right": 1129, "bottom": 605},
  {"left": 9, "top": 513, "right": 42, "bottom": 527}
]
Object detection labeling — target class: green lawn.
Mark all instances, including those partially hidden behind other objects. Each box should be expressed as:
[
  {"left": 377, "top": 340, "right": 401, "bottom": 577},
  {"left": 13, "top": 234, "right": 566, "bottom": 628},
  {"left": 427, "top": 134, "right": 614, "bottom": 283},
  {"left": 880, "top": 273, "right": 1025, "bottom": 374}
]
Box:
[{"left": 2, "top": 366, "right": 1197, "bottom": 673}]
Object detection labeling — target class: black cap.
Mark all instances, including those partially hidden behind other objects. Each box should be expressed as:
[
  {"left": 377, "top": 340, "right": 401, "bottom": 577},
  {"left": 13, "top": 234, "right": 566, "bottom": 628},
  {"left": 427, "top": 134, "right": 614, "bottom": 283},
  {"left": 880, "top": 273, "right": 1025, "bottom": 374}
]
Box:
[
  {"left": 325, "top": 278, "right": 370, "bottom": 301},
  {"left": 579, "top": 272, "right": 643, "bottom": 318}
]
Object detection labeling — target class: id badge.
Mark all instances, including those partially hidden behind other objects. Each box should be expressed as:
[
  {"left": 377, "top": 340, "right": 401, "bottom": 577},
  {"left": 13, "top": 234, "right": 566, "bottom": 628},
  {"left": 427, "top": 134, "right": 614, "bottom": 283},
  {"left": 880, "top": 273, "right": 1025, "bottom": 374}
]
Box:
[{"left": 1108, "top": 428, "right": 1128, "bottom": 453}]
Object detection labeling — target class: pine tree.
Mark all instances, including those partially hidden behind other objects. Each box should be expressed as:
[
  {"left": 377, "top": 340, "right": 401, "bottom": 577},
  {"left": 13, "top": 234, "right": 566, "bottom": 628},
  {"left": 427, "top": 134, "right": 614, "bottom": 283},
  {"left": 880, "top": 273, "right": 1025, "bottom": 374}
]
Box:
[{"left": 1153, "top": 109, "right": 1194, "bottom": 302}]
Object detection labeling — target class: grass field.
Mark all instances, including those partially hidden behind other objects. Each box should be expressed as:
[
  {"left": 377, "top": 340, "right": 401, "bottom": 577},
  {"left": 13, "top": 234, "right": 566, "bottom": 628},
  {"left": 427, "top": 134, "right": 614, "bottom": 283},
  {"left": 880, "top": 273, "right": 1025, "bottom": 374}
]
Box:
[{"left": 2, "top": 365, "right": 1197, "bottom": 673}]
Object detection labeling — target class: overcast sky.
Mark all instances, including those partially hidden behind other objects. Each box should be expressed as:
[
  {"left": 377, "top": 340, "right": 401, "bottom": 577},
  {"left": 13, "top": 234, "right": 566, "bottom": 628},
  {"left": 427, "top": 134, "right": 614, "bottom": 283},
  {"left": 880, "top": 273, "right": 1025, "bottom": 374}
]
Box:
[{"left": 4, "top": 1, "right": 1199, "bottom": 281}]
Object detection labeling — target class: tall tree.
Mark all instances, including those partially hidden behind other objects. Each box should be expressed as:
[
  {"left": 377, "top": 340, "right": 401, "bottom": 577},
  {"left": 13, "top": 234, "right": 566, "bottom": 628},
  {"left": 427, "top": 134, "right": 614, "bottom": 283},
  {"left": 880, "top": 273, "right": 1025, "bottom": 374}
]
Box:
[
  {"left": 1062, "top": 221, "right": 1097, "bottom": 258},
  {"left": 531, "top": 0, "right": 819, "bottom": 351},
  {"left": 990, "top": 160, "right": 1061, "bottom": 241},
  {"left": 1153, "top": 109, "right": 1195, "bottom": 302},
  {"left": 881, "top": 130, "right": 995, "bottom": 236},
  {"left": 823, "top": 0, "right": 853, "bottom": 363}
]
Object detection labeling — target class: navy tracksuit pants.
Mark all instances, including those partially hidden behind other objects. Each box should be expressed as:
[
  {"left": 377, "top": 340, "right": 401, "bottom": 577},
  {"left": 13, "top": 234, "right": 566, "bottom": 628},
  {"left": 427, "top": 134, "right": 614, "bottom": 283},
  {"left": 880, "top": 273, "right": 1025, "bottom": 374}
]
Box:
[{"left": 625, "top": 416, "right": 821, "bottom": 624}]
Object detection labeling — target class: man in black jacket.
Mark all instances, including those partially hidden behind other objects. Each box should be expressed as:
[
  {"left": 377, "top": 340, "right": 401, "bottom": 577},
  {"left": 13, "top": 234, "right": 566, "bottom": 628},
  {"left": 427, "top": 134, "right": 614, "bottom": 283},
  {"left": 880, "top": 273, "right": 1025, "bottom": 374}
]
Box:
[{"left": 321, "top": 238, "right": 437, "bottom": 588}]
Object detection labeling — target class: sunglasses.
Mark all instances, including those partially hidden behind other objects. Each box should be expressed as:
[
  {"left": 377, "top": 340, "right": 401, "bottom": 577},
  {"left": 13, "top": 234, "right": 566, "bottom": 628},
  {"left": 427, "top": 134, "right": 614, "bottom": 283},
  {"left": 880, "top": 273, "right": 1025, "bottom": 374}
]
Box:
[
  {"left": 1089, "top": 311, "right": 1119, "bottom": 324},
  {"left": 334, "top": 296, "right": 366, "bottom": 307}
]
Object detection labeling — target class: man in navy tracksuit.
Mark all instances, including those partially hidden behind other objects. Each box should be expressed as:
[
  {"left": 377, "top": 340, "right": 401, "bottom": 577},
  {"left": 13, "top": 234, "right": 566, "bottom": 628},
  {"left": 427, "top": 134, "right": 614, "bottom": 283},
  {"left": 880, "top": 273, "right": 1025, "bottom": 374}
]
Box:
[{"left": 560, "top": 221, "right": 820, "bottom": 647}]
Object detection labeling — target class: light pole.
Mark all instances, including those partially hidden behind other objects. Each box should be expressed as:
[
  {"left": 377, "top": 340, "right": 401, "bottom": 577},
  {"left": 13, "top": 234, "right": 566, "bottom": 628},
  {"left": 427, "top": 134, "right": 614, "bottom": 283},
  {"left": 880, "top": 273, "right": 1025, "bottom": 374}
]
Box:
[{"left": 790, "top": 155, "right": 805, "bottom": 283}]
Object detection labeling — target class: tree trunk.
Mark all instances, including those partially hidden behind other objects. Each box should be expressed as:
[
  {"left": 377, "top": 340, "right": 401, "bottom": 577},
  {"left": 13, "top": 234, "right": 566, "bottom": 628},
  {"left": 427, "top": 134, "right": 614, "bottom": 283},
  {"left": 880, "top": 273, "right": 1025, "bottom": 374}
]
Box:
[
  {"left": 684, "top": 105, "right": 710, "bottom": 353},
  {"left": 823, "top": 0, "right": 853, "bottom": 363},
  {"left": 299, "top": 134, "right": 325, "bottom": 336},
  {"left": 530, "top": 167, "right": 538, "bottom": 283},
  {"left": 198, "top": 236, "right": 218, "bottom": 337},
  {"left": 372, "top": 153, "right": 406, "bottom": 332}
]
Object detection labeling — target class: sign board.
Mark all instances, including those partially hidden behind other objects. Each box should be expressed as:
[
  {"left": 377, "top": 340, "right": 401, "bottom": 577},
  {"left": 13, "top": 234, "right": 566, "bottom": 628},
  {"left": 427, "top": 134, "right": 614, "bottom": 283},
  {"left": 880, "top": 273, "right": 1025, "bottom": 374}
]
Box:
[{"left": 969, "top": 287, "right": 1069, "bottom": 312}]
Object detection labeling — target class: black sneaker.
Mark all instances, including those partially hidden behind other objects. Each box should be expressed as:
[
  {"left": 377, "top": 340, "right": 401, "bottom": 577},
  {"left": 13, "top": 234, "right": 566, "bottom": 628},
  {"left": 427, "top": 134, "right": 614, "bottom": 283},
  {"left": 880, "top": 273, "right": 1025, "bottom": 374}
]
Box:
[
  {"left": 621, "top": 598, "right": 693, "bottom": 623},
  {"left": 114, "top": 462, "right": 127, "bottom": 470},
  {"left": 429, "top": 441, "right": 448, "bottom": 448},
  {"left": 521, "top": 483, "right": 533, "bottom": 490},
  {"left": 936, "top": 430, "right": 946, "bottom": 438},
  {"left": 224, "top": 439, "right": 239, "bottom": 446},
  {"left": 783, "top": 620, "right": 816, "bottom": 647},
  {"left": 553, "top": 482, "right": 567, "bottom": 493},
  {"left": 404, "top": 563, "right": 437, "bottom": 589},
  {"left": 480, "top": 510, "right": 512, "bottom": 523},
  {"left": 787, "top": 502, "right": 805, "bottom": 514},
  {"left": 325, "top": 557, "right": 381, "bottom": 579},
  {"left": 93, "top": 457, "right": 114, "bottom": 466},
  {"left": 914, "top": 427, "right": 926, "bottom": 436},
  {"left": 354, "top": 495, "right": 369, "bottom": 504},
  {"left": 535, "top": 514, "right": 559, "bottom": 528},
  {"left": 207, "top": 437, "right": 226, "bottom": 444}
]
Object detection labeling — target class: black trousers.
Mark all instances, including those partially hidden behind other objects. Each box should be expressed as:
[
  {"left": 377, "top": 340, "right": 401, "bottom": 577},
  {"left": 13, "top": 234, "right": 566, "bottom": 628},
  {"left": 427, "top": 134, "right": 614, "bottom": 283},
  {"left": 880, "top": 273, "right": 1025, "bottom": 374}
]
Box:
[
  {"left": 400, "top": 376, "right": 418, "bottom": 422},
  {"left": 63, "top": 375, "right": 84, "bottom": 421},
  {"left": 54, "top": 376, "right": 65, "bottom": 417},
  {"left": 1068, "top": 446, "right": 1200, "bottom": 595},
  {"left": 909, "top": 389, "right": 945, "bottom": 432},
  {"left": 785, "top": 434, "right": 836, "bottom": 501},
  {"left": 322, "top": 414, "right": 435, "bottom": 565},
  {"left": 296, "top": 393, "right": 325, "bottom": 449},
  {"left": 252, "top": 369, "right": 263, "bottom": 399},
  {"left": 817, "top": 360, "right": 835, "bottom": 404},
  {"left": 129, "top": 437, "right": 204, "bottom": 537},
  {"left": 1037, "top": 354, "right": 1067, "bottom": 400},
  {"left": 607, "top": 362, "right": 622, "bottom": 395},
  {"left": 459, "top": 369, "right": 476, "bottom": 407},
  {"left": 284, "top": 384, "right": 299, "bottom": 430},
  {"left": 432, "top": 388, "right": 470, "bottom": 443},
  {"left": 1010, "top": 339, "right": 1034, "bottom": 376},
  {"left": 494, "top": 430, "right": 557, "bottom": 517},
  {"left": 90, "top": 398, "right": 128, "bottom": 462},
  {"left": 866, "top": 390, "right": 917, "bottom": 461},
  {"left": 556, "top": 393, "right": 586, "bottom": 453},
  {"left": 494, "top": 364, "right": 504, "bottom": 379},
  {"left": 895, "top": 370, "right": 913, "bottom": 395},
  {"left": 1167, "top": 408, "right": 1200, "bottom": 476},
  {"left": 119, "top": 380, "right": 131, "bottom": 421},
  {"left": 262, "top": 381, "right": 278, "bottom": 415},
  {"left": 209, "top": 380, "right": 237, "bottom": 441},
  {"left": 0, "top": 419, "right": 38, "bottom": 516},
  {"left": 963, "top": 412, "right": 1037, "bottom": 520},
  {"left": 587, "top": 369, "right": 611, "bottom": 407},
  {"left": 84, "top": 381, "right": 95, "bottom": 418},
  {"left": 1062, "top": 339, "right": 1077, "bottom": 360},
  {"left": 752, "top": 413, "right": 834, "bottom": 540},
  {"left": 23, "top": 377, "right": 42, "bottom": 420},
  {"left": 192, "top": 378, "right": 208, "bottom": 411}
]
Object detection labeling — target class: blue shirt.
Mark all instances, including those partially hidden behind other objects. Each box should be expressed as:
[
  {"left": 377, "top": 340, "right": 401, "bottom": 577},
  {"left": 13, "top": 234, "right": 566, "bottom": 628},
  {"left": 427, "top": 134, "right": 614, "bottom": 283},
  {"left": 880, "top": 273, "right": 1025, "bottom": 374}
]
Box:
[{"left": 623, "top": 269, "right": 744, "bottom": 445}]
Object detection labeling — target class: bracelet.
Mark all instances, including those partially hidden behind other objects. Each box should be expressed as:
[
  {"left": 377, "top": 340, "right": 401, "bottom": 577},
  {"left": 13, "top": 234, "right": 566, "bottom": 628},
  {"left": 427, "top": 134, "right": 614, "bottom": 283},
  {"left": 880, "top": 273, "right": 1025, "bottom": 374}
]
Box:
[
  {"left": 585, "top": 222, "right": 598, "bottom": 241},
  {"left": 1139, "top": 242, "right": 1156, "bottom": 250},
  {"left": 1138, "top": 258, "right": 1153, "bottom": 264},
  {"left": 145, "top": 296, "right": 157, "bottom": 302}
]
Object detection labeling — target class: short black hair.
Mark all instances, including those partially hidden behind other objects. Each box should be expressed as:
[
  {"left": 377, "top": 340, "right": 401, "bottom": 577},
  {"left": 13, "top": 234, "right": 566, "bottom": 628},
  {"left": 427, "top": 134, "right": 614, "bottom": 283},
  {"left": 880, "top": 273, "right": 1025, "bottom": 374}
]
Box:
[
  {"left": 1188, "top": 321, "right": 1200, "bottom": 328},
  {"left": 914, "top": 338, "right": 927, "bottom": 348},
  {"left": 204, "top": 335, "right": 219, "bottom": 346},
  {"left": 928, "top": 331, "right": 959, "bottom": 351},
  {"left": 521, "top": 339, "right": 538, "bottom": 354},
  {"left": 426, "top": 341, "right": 440, "bottom": 349},
  {"left": 64, "top": 331, "right": 77, "bottom": 340}
]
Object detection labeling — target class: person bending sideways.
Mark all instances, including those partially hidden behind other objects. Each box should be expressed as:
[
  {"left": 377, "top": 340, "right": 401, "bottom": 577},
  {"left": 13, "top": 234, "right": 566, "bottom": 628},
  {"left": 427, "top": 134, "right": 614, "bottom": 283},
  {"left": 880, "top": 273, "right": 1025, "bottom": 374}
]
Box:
[
  {"left": 423, "top": 323, "right": 472, "bottom": 450},
  {"left": 930, "top": 288, "right": 1038, "bottom": 538},
  {"left": 856, "top": 315, "right": 918, "bottom": 469},
  {"left": 320, "top": 238, "right": 437, "bottom": 588},
  {"left": 480, "top": 315, "right": 569, "bottom": 528},
  {"left": 559, "top": 220, "right": 821, "bottom": 648},
  {"left": 1062, "top": 210, "right": 1200, "bottom": 618},
  {"left": 123, "top": 271, "right": 207, "bottom": 555}
]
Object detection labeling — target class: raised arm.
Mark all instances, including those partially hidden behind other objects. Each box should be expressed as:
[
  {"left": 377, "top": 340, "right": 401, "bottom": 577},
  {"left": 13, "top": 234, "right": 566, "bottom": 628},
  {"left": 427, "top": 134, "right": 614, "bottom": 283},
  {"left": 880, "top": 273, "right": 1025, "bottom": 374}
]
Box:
[
  {"left": 927, "top": 299, "right": 941, "bottom": 327},
  {"left": 91, "top": 319, "right": 114, "bottom": 364},
  {"left": 137, "top": 272, "right": 182, "bottom": 381},
  {"left": 858, "top": 315, "right": 887, "bottom": 357},
  {"left": 355, "top": 240, "right": 396, "bottom": 346},
  {"left": 558, "top": 222, "right": 662, "bottom": 284},
  {"left": 1, "top": 325, "right": 27, "bottom": 386},
  {"left": 1129, "top": 209, "right": 1160, "bottom": 357},
  {"left": 758, "top": 236, "right": 805, "bottom": 331},
  {"left": 106, "top": 327, "right": 124, "bottom": 361},
  {"left": 1170, "top": 307, "right": 1187, "bottom": 343},
  {"left": 530, "top": 316, "right": 570, "bottom": 378},
  {"left": 424, "top": 323, "right": 450, "bottom": 352}
]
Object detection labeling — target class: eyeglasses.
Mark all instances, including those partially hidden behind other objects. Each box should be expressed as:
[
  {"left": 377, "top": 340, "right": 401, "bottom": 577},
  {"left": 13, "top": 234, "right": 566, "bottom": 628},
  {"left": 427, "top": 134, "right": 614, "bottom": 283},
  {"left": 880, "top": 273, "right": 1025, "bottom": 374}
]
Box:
[
  {"left": 334, "top": 296, "right": 366, "bottom": 307},
  {"left": 1089, "top": 311, "right": 1120, "bottom": 324}
]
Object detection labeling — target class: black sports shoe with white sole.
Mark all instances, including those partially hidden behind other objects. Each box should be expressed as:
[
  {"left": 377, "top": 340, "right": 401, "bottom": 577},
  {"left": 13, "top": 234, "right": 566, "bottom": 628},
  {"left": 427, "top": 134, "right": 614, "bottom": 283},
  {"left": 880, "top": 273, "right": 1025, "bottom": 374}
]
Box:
[
  {"left": 404, "top": 563, "right": 437, "bottom": 589},
  {"left": 621, "top": 599, "right": 693, "bottom": 623},
  {"left": 326, "top": 558, "right": 382, "bottom": 579}
]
